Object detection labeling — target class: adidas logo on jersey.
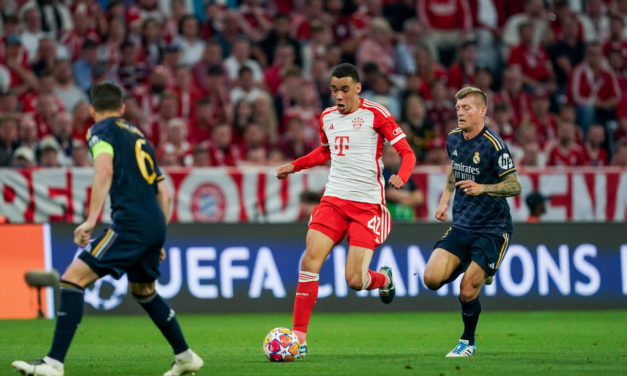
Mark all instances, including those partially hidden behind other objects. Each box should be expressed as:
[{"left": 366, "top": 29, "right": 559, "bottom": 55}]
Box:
[
  {"left": 329, "top": 124, "right": 335, "bottom": 130},
  {"left": 452, "top": 150, "right": 458, "bottom": 157}
]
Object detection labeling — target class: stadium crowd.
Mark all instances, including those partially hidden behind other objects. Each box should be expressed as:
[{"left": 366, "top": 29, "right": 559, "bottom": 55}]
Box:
[{"left": 0, "top": 0, "right": 625, "bottom": 169}]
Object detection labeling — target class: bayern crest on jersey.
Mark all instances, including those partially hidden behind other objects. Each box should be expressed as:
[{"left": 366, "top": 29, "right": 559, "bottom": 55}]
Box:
[{"left": 352, "top": 117, "right": 364, "bottom": 129}]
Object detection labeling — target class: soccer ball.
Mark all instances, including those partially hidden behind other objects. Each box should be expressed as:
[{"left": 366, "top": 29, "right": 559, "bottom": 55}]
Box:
[{"left": 263, "top": 327, "right": 300, "bottom": 362}]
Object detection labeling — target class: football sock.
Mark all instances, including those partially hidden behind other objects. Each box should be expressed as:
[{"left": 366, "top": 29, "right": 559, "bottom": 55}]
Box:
[
  {"left": 366, "top": 269, "right": 387, "bottom": 290},
  {"left": 136, "top": 292, "right": 189, "bottom": 354},
  {"left": 47, "top": 280, "right": 85, "bottom": 363},
  {"left": 293, "top": 271, "right": 319, "bottom": 339},
  {"left": 460, "top": 297, "right": 481, "bottom": 346}
]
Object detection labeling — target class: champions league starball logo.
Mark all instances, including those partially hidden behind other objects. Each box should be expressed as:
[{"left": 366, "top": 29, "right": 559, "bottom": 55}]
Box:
[
  {"left": 191, "top": 183, "right": 226, "bottom": 222},
  {"left": 84, "top": 276, "right": 128, "bottom": 310}
]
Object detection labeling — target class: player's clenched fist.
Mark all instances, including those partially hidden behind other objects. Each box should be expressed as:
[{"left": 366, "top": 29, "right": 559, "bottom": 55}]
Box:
[
  {"left": 435, "top": 203, "right": 448, "bottom": 222},
  {"left": 73, "top": 220, "right": 95, "bottom": 247},
  {"left": 388, "top": 174, "right": 405, "bottom": 189},
  {"left": 275, "top": 163, "right": 295, "bottom": 179}
]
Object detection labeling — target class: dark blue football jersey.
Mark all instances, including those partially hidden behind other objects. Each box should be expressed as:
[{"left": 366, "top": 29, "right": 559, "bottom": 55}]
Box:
[
  {"left": 87, "top": 117, "right": 166, "bottom": 233},
  {"left": 446, "top": 126, "right": 516, "bottom": 233}
]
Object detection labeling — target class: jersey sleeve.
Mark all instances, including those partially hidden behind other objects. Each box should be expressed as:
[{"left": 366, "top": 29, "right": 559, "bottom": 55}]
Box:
[
  {"left": 87, "top": 123, "right": 115, "bottom": 158},
  {"left": 375, "top": 117, "right": 406, "bottom": 145},
  {"left": 493, "top": 138, "right": 517, "bottom": 179},
  {"left": 318, "top": 114, "right": 329, "bottom": 146}
]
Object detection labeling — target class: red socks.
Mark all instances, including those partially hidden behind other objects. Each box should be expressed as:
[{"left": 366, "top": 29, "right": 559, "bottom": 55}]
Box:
[
  {"left": 366, "top": 269, "right": 387, "bottom": 290},
  {"left": 293, "top": 271, "right": 319, "bottom": 336}
]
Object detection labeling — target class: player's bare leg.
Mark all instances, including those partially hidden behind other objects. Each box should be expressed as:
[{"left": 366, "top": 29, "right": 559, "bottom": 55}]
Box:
[
  {"left": 447, "top": 261, "right": 486, "bottom": 358},
  {"left": 12, "top": 259, "right": 99, "bottom": 376},
  {"left": 292, "top": 229, "right": 335, "bottom": 357},
  {"left": 423, "top": 248, "right": 462, "bottom": 291},
  {"left": 345, "top": 245, "right": 395, "bottom": 303}
]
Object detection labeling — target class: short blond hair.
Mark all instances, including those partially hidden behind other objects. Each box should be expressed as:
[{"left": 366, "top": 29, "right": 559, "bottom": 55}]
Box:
[{"left": 455, "top": 87, "right": 488, "bottom": 107}]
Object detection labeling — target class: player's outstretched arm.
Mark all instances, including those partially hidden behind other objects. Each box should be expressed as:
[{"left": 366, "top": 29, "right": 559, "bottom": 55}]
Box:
[
  {"left": 435, "top": 167, "right": 455, "bottom": 222},
  {"left": 456, "top": 172, "right": 521, "bottom": 197},
  {"left": 275, "top": 145, "right": 331, "bottom": 179},
  {"left": 389, "top": 138, "right": 416, "bottom": 189},
  {"left": 74, "top": 153, "right": 113, "bottom": 246}
]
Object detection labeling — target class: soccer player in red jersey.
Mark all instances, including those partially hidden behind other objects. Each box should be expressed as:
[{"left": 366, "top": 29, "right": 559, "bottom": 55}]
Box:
[{"left": 275, "top": 63, "right": 416, "bottom": 357}]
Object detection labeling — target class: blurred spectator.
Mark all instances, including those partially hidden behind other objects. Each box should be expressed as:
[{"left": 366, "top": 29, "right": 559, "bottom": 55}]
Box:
[
  {"left": 71, "top": 101, "right": 91, "bottom": 141},
  {"left": 117, "top": 41, "right": 149, "bottom": 90},
  {"left": 511, "top": 124, "right": 540, "bottom": 163},
  {"left": 30, "top": 37, "right": 58, "bottom": 77},
  {"left": 173, "top": 65, "right": 203, "bottom": 120},
  {"left": 603, "top": 15, "right": 626, "bottom": 56},
  {"left": 188, "top": 96, "right": 214, "bottom": 144},
  {"left": 447, "top": 40, "right": 479, "bottom": 92},
  {"left": 192, "top": 39, "right": 223, "bottom": 90},
  {"left": 585, "top": 0, "right": 610, "bottom": 41},
  {"left": 53, "top": 59, "right": 87, "bottom": 113},
  {"left": 208, "top": 122, "right": 242, "bottom": 166},
  {"left": 414, "top": 44, "right": 447, "bottom": 100},
  {"left": 139, "top": 17, "right": 165, "bottom": 69},
  {"left": 20, "top": 7, "right": 44, "bottom": 63},
  {"left": 33, "top": 92, "right": 62, "bottom": 136},
  {"left": 18, "top": 115, "right": 39, "bottom": 150},
  {"left": 488, "top": 102, "right": 515, "bottom": 144},
  {"left": 160, "top": 117, "right": 192, "bottom": 167},
  {"left": 494, "top": 67, "right": 531, "bottom": 127},
  {"left": 547, "top": 15, "right": 586, "bottom": 94},
  {"left": 423, "top": 136, "right": 448, "bottom": 166},
  {"left": 61, "top": 5, "right": 100, "bottom": 62},
  {"left": 240, "top": 122, "right": 269, "bottom": 158},
  {"left": 224, "top": 37, "right": 264, "bottom": 83},
  {"left": 607, "top": 49, "right": 626, "bottom": 93},
  {"left": 192, "top": 143, "right": 212, "bottom": 167},
  {"left": 148, "top": 91, "right": 179, "bottom": 147},
  {"left": 382, "top": 144, "right": 424, "bottom": 220},
  {"left": 231, "top": 65, "right": 265, "bottom": 104},
  {"left": 264, "top": 42, "right": 296, "bottom": 95},
  {"left": 525, "top": 191, "right": 548, "bottom": 222},
  {"left": 3, "top": 35, "right": 39, "bottom": 96},
  {"left": 204, "top": 64, "right": 232, "bottom": 124},
  {"left": 277, "top": 117, "right": 315, "bottom": 160},
  {"left": 39, "top": 111, "right": 74, "bottom": 166},
  {"left": 20, "top": 0, "right": 73, "bottom": 39},
  {"left": 568, "top": 42, "right": 621, "bottom": 132},
  {"left": 519, "top": 141, "right": 546, "bottom": 168},
  {"left": 426, "top": 80, "right": 455, "bottom": 135},
  {"left": 402, "top": 93, "right": 435, "bottom": 162},
  {"left": 11, "top": 145, "right": 36, "bottom": 168},
  {"left": 502, "top": 0, "right": 548, "bottom": 49},
  {"left": 241, "top": 145, "right": 269, "bottom": 166},
  {"left": 613, "top": 141, "right": 627, "bottom": 167},
  {"left": 252, "top": 95, "right": 279, "bottom": 146},
  {"left": 232, "top": 98, "right": 253, "bottom": 140},
  {"left": 0, "top": 115, "right": 19, "bottom": 166},
  {"left": 292, "top": 0, "right": 329, "bottom": 41},
  {"left": 72, "top": 39, "right": 99, "bottom": 92},
  {"left": 546, "top": 121, "right": 589, "bottom": 166},
  {"left": 394, "top": 18, "right": 422, "bottom": 76},
  {"left": 0, "top": 89, "right": 19, "bottom": 114},
  {"left": 71, "top": 140, "right": 90, "bottom": 167},
  {"left": 301, "top": 21, "right": 332, "bottom": 78},
  {"left": 100, "top": 17, "right": 126, "bottom": 69},
  {"left": 175, "top": 15, "right": 205, "bottom": 66},
  {"left": 37, "top": 137, "right": 61, "bottom": 167},
  {"left": 528, "top": 90, "right": 558, "bottom": 147},
  {"left": 356, "top": 17, "right": 395, "bottom": 76},
  {"left": 362, "top": 73, "right": 401, "bottom": 119},
  {"left": 213, "top": 10, "right": 242, "bottom": 58},
  {"left": 237, "top": 0, "right": 273, "bottom": 43},
  {"left": 258, "top": 13, "right": 302, "bottom": 69},
  {"left": 585, "top": 124, "right": 609, "bottom": 166},
  {"left": 416, "top": 0, "right": 472, "bottom": 65},
  {"left": 507, "top": 21, "right": 555, "bottom": 93}
]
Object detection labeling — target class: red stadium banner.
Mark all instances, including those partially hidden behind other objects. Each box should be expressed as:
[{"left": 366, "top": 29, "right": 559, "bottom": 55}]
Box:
[{"left": 0, "top": 167, "right": 626, "bottom": 223}]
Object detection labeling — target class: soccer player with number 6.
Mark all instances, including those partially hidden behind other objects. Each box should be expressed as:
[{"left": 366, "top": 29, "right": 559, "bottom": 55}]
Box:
[{"left": 275, "top": 63, "right": 416, "bottom": 358}]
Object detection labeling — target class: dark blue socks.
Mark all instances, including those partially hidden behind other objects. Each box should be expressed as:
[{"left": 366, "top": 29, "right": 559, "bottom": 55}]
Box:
[
  {"left": 460, "top": 297, "right": 481, "bottom": 346},
  {"left": 48, "top": 280, "right": 84, "bottom": 362},
  {"left": 136, "top": 292, "right": 189, "bottom": 354}
]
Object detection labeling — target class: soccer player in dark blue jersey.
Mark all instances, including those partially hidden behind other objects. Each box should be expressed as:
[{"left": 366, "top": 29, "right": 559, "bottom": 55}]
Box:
[
  {"left": 12, "top": 82, "right": 203, "bottom": 376},
  {"left": 423, "top": 87, "right": 521, "bottom": 358}
]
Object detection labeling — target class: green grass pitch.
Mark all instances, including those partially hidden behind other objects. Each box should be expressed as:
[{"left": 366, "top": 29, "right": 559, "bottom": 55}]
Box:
[{"left": 1, "top": 311, "right": 625, "bottom": 375}]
